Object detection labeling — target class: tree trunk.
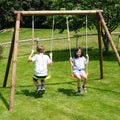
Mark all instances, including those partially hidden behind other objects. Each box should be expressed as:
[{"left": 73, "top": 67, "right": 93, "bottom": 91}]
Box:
[{"left": 101, "top": 31, "right": 109, "bottom": 54}]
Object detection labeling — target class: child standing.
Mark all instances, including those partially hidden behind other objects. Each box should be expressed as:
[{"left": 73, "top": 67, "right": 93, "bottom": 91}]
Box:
[
  {"left": 69, "top": 47, "right": 89, "bottom": 94},
  {"left": 27, "top": 45, "right": 52, "bottom": 94}
]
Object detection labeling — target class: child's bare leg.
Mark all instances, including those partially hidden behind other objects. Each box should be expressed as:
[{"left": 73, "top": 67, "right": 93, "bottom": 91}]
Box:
[
  {"left": 33, "top": 79, "right": 40, "bottom": 91},
  {"left": 41, "top": 80, "right": 45, "bottom": 93},
  {"left": 77, "top": 78, "right": 81, "bottom": 88},
  {"left": 82, "top": 73, "right": 87, "bottom": 93},
  {"left": 82, "top": 73, "right": 87, "bottom": 87},
  {"left": 41, "top": 80, "right": 45, "bottom": 85},
  {"left": 33, "top": 79, "right": 39, "bottom": 86},
  {"left": 75, "top": 73, "right": 81, "bottom": 94},
  {"left": 41, "top": 80, "right": 45, "bottom": 89},
  {"left": 75, "top": 73, "right": 81, "bottom": 87}
]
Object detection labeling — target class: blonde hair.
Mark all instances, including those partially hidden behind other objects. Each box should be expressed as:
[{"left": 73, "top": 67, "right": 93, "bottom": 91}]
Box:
[{"left": 36, "top": 45, "right": 45, "bottom": 53}]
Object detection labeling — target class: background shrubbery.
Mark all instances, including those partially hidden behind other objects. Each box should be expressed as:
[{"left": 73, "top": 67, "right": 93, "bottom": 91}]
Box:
[{"left": 0, "top": 45, "right": 3, "bottom": 58}]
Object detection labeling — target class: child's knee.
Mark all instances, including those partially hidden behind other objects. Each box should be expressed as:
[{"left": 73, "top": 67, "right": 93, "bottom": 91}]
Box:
[
  {"left": 84, "top": 75, "right": 87, "bottom": 80},
  {"left": 82, "top": 74, "right": 87, "bottom": 79},
  {"left": 75, "top": 73, "right": 81, "bottom": 79},
  {"left": 33, "top": 78, "right": 37, "bottom": 82}
]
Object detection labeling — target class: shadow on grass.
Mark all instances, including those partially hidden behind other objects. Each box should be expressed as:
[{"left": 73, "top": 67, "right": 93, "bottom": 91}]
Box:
[
  {"left": 0, "top": 92, "right": 9, "bottom": 110},
  {"left": 88, "top": 86, "right": 120, "bottom": 94},
  {"left": 46, "top": 80, "right": 76, "bottom": 86},
  {"left": 0, "top": 86, "right": 10, "bottom": 89},
  {"left": 58, "top": 88, "right": 84, "bottom": 96},
  {"left": 15, "top": 78, "right": 101, "bottom": 88},
  {"left": 45, "top": 48, "right": 120, "bottom": 62},
  {"left": 88, "top": 78, "right": 102, "bottom": 81},
  {"left": 15, "top": 81, "right": 76, "bottom": 88},
  {"left": 16, "top": 89, "right": 43, "bottom": 98}
]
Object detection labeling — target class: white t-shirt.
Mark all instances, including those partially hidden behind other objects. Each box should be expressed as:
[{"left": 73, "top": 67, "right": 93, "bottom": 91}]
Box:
[
  {"left": 31, "top": 53, "right": 51, "bottom": 76},
  {"left": 72, "top": 56, "right": 86, "bottom": 70}
]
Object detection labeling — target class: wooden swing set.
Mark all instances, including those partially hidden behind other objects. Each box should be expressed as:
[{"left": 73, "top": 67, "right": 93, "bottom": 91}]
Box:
[{"left": 2, "top": 10, "right": 120, "bottom": 111}]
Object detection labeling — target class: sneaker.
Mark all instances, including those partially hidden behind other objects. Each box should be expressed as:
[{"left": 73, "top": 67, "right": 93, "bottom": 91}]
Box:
[
  {"left": 78, "top": 87, "right": 82, "bottom": 94},
  {"left": 37, "top": 88, "right": 41, "bottom": 93},
  {"left": 82, "top": 85, "right": 87, "bottom": 93},
  {"left": 41, "top": 88, "right": 45, "bottom": 94}
]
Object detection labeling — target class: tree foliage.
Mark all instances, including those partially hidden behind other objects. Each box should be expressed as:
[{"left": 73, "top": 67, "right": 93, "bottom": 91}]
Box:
[
  {"left": 0, "top": 0, "right": 53, "bottom": 29},
  {"left": 49, "top": 0, "right": 120, "bottom": 52}
]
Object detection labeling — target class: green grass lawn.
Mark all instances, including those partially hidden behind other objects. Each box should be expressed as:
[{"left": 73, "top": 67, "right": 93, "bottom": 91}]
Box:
[{"left": 0, "top": 28, "right": 120, "bottom": 120}]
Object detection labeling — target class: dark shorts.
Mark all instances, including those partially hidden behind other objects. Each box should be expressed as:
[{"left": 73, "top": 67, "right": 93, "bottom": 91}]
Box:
[{"left": 33, "top": 75, "right": 47, "bottom": 81}]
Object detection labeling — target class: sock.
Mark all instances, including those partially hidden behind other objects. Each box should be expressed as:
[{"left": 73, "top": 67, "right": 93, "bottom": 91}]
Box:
[
  {"left": 78, "top": 87, "right": 81, "bottom": 91},
  {"left": 41, "top": 84, "right": 44, "bottom": 89},
  {"left": 82, "top": 85, "right": 85, "bottom": 88},
  {"left": 37, "top": 85, "right": 40, "bottom": 89}
]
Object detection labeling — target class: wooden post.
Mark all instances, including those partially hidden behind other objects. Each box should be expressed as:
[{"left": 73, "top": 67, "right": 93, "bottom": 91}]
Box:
[
  {"left": 117, "top": 35, "right": 120, "bottom": 48},
  {"left": 97, "top": 13, "right": 103, "bottom": 79},
  {"left": 9, "top": 13, "right": 21, "bottom": 111},
  {"left": 98, "top": 12, "right": 120, "bottom": 65},
  {"left": 3, "top": 28, "right": 15, "bottom": 87}
]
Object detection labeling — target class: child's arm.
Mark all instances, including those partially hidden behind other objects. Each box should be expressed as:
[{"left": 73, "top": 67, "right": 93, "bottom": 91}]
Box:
[
  {"left": 69, "top": 57, "right": 74, "bottom": 67},
  {"left": 27, "top": 50, "right": 34, "bottom": 62},
  {"left": 48, "top": 52, "right": 53, "bottom": 66},
  {"left": 85, "top": 54, "right": 89, "bottom": 64}
]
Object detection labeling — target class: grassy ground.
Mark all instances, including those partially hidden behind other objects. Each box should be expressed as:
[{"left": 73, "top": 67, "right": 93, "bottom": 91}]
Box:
[{"left": 0, "top": 28, "right": 120, "bottom": 120}]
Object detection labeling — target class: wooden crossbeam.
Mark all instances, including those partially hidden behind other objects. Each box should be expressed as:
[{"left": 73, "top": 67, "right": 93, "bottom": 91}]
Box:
[{"left": 14, "top": 10, "right": 103, "bottom": 16}]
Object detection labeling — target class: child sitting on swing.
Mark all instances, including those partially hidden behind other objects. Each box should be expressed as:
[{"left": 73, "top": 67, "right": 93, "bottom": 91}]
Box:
[
  {"left": 69, "top": 47, "right": 89, "bottom": 94},
  {"left": 27, "top": 45, "right": 52, "bottom": 94}
]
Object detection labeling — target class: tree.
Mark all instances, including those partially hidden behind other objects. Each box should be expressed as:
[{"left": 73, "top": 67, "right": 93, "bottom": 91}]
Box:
[
  {"left": 0, "top": 0, "right": 53, "bottom": 29},
  {"left": 82, "top": 0, "right": 120, "bottom": 53},
  {"left": 0, "top": 0, "right": 15, "bottom": 29},
  {"left": 49, "top": 0, "right": 120, "bottom": 53}
]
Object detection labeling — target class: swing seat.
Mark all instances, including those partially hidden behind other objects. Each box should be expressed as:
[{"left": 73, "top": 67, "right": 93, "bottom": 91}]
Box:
[
  {"left": 71, "top": 74, "right": 77, "bottom": 78},
  {"left": 33, "top": 75, "right": 51, "bottom": 80},
  {"left": 45, "top": 75, "right": 51, "bottom": 80},
  {"left": 86, "top": 72, "right": 88, "bottom": 76},
  {"left": 71, "top": 72, "right": 88, "bottom": 78}
]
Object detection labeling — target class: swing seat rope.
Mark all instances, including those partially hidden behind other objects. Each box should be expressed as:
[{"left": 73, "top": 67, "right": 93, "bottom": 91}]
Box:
[
  {"left": 32, "top": 16, "right": 54, "bottom": 80},
  {"left": 66, "top": 16, "right": 89, "bottom": 78},
  {"left": 47, "top": 16, "right": 54, "bottom": 79}
]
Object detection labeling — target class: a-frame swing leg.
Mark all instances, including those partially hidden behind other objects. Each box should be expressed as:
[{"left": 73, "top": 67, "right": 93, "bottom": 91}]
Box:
[
  {"left": 98, "top": 12, "right": 120, "bottom": 65},
  {"left": 3, "top": 28, "right": 15, "bottom": 87},
  {"left": 9, "top": 13, "right": 21, "bottom": 111},
  {"left": 97, "top": 12, "right": 103, "bottom": 79}
]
